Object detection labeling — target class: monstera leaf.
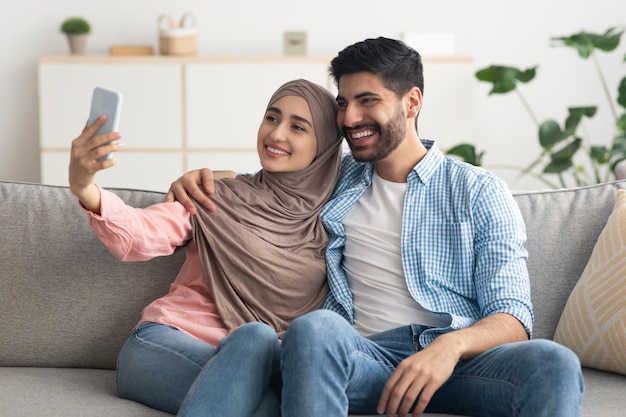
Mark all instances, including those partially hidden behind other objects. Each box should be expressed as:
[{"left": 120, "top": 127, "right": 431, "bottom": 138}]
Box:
[{"left": 475, "top": 65, "right": 536, "bottom": 94}]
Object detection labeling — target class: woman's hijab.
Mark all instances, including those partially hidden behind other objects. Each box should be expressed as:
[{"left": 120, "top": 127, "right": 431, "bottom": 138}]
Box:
[{"left": 191, "top": 79, "right": 343, "bottom": 336}]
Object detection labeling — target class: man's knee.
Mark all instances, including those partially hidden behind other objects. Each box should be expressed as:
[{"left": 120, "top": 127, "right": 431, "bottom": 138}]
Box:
[
  {"left": 535, "top": 340, "right": 583, "bottom": 385},
  {"left": 515, "top": 339, "right": 584, "bottom": 393},
  {"left": 523, "top": 339, "right": 581, "bottom": 369}
]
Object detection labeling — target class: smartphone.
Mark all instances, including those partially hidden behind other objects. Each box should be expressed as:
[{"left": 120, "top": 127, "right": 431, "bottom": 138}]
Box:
[{"left": 87, "top": 87, "right": 123, "bottom": 162}]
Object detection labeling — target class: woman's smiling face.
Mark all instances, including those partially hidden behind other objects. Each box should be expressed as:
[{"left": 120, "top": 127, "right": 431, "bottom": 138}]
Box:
[{"left": 257, "top": 95, "right": 318, "bottom": 173}]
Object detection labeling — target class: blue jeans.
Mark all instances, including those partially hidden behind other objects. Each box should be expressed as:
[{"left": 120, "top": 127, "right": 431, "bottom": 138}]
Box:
[
  {"left": 280, "top": 310, "right": 584, "bottom": 417},
  {"left": 116, "top": 321, "right": 281, "bottom": 417}
]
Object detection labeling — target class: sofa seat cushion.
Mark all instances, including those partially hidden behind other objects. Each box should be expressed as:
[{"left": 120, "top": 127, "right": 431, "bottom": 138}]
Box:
[
  {"left": 0, "top": 367, "right": 172, "bottom": 417},
  {"left": 581, "top": 367, "right": 626, "bottom": 415},
  {"left": 0, "top": 367, "right": 457, "bottom": 417},
  {"left": 2, "top": 367, "right": 625, "bottom": 416}
]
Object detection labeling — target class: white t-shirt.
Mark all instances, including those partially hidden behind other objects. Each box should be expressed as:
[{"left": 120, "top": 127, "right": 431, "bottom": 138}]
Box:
[{"left": 342, "top": 171, "right": 451, "bottom": 336}]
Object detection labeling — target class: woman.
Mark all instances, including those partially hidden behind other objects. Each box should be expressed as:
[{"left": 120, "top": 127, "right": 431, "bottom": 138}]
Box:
[{"left": 68, "top": 79, "right": 342, "bottom": 417}]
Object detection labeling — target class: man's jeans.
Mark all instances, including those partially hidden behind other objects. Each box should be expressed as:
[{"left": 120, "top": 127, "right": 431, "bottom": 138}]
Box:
[
  {"left": 116, "top": 321, "right": 280, "bottom": 417},
  {"left": 281, "top": 310, "right": 584, "bottom": 417}
]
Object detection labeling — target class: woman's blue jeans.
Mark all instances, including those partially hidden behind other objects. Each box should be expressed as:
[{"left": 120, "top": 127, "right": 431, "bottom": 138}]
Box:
[
  {"left": 281, "top": 310, "right": 584, "bottom": 417},
  {"left": 116, "top": 321, "right": 280, "bottom": 417}
]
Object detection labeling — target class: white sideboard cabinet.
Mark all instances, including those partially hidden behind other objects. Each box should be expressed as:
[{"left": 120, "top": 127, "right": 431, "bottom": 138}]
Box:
[{"left": 38, "top": 55, "right": 473, "bottom": 192}]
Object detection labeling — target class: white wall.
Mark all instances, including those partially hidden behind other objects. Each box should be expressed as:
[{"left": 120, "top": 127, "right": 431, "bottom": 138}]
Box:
[{"left": 2, "top": 0, "right": 624, "bottom": 190}]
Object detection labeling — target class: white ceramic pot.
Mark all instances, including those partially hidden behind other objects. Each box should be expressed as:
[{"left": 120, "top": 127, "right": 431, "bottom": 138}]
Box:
[{"left": 66, "top": 34, "right": 88, "bottom": 55}]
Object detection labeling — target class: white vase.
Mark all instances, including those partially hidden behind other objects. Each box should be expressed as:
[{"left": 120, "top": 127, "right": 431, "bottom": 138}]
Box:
[{"left": 66, "top": 34, "right": 88, "bottom": 55}]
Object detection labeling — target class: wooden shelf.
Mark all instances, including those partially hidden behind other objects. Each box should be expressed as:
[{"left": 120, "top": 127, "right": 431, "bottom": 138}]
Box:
[{"left": 39, "top": 54, "right": 473, "bottom": 64}]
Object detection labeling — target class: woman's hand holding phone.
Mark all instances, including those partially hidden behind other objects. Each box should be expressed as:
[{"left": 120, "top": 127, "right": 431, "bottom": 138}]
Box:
[{"left": 68, "top": 87, "right": 124, "bottom": 214}]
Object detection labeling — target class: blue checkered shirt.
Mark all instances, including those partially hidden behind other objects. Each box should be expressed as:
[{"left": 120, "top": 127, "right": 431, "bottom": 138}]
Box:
[{"left": 321, "top": 140, "right": 534, "bottom": 347}]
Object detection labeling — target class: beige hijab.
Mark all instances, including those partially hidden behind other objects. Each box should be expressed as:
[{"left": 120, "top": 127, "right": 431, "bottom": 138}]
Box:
[{"left": 191, "top": 79, "right": 342, "bottom": 336}]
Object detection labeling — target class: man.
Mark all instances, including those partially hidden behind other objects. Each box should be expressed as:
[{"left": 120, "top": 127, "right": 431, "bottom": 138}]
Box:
[{"left": 168, "top": 37, "right": 584, "bottom": 417}]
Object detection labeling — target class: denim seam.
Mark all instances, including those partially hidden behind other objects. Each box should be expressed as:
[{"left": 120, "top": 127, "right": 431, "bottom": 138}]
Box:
[
  {"left": 132, "top": 330, "right": 205, "bottom": 371},
  {"left": 352, "top": 351, "right": 395, "bottom": 371},
  {"left": 448, "top": 374, "right": 519, "bottom": 416},
  {"left": 450, "top": 374, "right": 517, "bottom": 389}
]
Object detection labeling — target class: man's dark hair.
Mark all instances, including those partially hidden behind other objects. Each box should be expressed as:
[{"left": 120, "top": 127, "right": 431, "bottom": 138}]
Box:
[{"left": 330, "top": 37, "right": 424, "bottom": 97}]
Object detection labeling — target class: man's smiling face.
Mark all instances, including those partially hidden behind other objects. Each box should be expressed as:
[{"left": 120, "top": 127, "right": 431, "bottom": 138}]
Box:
[{"left": 336, "top": 72, "right": 407, "bottom": 163}]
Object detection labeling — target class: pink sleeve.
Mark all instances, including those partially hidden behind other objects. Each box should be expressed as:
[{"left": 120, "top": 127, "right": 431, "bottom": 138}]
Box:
[{"left": 82, "top": 186, "right": 192, "bottom": 262}]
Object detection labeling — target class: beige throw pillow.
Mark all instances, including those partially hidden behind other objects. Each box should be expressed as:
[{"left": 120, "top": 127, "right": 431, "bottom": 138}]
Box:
[{"left": 554, "top": 189, "right": 626, "bottom": 374}]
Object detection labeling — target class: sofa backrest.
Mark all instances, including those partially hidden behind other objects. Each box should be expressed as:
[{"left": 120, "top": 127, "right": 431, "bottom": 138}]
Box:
[
  {"left": 2, "top": 179, "right": 626, "bottom": 370},
  {"left": 513, "top": 180, "right": 626, "bottom": 339},
  {"left": 0, "top": 181, "right": 186, "bottom": 370}
]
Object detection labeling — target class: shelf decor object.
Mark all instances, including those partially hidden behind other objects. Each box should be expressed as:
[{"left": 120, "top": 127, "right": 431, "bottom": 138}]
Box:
[
  {"left": 158, "top": 13, "right": 197, "bottom": 56},
  {"left": 60, "top": 17, "right": 91, "bottom": 55}
]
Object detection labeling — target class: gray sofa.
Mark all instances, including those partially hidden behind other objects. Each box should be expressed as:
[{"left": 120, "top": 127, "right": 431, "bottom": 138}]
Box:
[{"left": 1, "top": 179, "right": 626, "bottom": 417}]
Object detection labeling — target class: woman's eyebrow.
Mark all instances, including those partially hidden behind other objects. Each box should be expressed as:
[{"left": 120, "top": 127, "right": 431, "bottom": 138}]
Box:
[
  {"left": 267, "top": 106, "right": 312, "bottom": 128},
  {"left": 290, "top": 114, "right": 313, "bottom": 128}
]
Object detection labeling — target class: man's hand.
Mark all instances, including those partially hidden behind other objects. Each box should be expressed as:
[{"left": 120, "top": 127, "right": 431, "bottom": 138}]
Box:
[
  {"left": 165, "top": 168, "right": 216, "bottom": 214},
  {"left": 377, "top": 334, "right": 460, "bottom": 417},
  {"left": 377, "top": 313, "right": 528, "bottom": 416},
  {"left": 165, "top": 168, "right": 237, "bottom": 215}
]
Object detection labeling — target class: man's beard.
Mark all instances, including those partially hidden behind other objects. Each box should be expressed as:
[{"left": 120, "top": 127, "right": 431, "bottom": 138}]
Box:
[{"left": 344, "top": 105, "right": 406, "bottom": 163}]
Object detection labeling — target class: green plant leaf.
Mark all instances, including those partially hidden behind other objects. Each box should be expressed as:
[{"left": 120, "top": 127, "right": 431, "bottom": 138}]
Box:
[
  {"left": 60, "top": 17, "right": 91, "bottom": 34},
  {"left": 567, "top": 106, "right": 597, "bottom": 118},
  {"left": 564, "top": 106, "right": 597, "bottom": 134},
  {"left": 618, "top": 77, "right": 626, "bottom": 109},
  {"left": 590, "top": 145, "right": 609, "bottom": 164},
  {"left": 609, "top": 134, "right": 626, "bottom": 170},
  {"left": 446, "top": 143, "right": 484, "bottom": 166},
  {"left": 552, "top": 27, "right": 623, "bottom": 58},
  {"left": 554, "top": 33, "right": 592, "bottom": 58},
  {"left": 617, "top": 114, "right": 626, "bottom": 131},
  {"left": 515, "top": 68, "right": 536, "bottom": 83},
  {"left": 543, "top": 138, "right": 582, "bottom": 173},
  {"left": 552, "top": 137, "right": 582, "bottom": 161},
  {"left": 543, "top": 159, "right": 573, "bottom": 174},
  {"left": 475, "top": 65, "right": 537, "bottom": 95},
  {"left": 589, "top": 27, "right": 622, "bottom": 52},
  {"left": 539, "top": 120, "right": 566, "bottom": 149}
]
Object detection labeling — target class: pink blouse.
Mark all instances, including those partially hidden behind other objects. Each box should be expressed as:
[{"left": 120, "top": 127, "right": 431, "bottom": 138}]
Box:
[{"left": 83, "top": 187, "right": 228, "bottom": 346}]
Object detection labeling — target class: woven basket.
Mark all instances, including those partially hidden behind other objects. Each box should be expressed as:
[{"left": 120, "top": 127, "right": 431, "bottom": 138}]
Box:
[{"left": 158, "top": 13, "right": 197, "bottom": 56}]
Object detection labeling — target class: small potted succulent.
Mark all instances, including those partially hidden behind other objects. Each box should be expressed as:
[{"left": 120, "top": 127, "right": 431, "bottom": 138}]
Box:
[{"left": 60, "top": 17, "right": 91, "bottom": 55}]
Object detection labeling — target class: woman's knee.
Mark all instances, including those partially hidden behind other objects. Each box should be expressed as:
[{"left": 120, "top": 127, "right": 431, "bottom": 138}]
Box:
[
  {"left": 283, "top": 310, "right": 352, "bottom": 354},
  {"left": 116, "top": 323, "right": 216, "bottom": 413},
  {"left": 232, "top": 322, "right": 277, "bottom": 341},
  {"left": 288, "top": 310, "right": 349, "bottom": 335},
  {"left": 224, "top": 322, "right": 280, "bottom": 358}
]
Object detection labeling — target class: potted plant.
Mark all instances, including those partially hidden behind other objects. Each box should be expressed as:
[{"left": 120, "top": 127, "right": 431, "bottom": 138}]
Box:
[
  {"left": 447, "top": 27, "right": 626, "bottom": 189},
  {"left": 60, "top": 17, "right": 91, "bottom": 55}
]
